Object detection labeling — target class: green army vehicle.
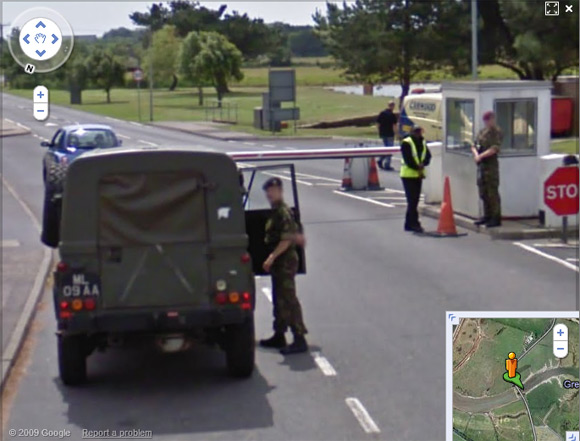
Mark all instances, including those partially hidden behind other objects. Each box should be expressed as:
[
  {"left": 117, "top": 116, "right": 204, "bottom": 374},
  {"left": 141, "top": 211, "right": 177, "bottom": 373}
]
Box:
[{"left": 42, "top": 147, "right": 304, "bottom": 385}]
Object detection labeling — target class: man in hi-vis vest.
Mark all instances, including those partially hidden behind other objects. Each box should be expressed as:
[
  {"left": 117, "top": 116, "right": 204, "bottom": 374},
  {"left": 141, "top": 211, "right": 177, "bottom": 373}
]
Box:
[{"left": 400, "top": 125, "right": 432, "bottom": 233}]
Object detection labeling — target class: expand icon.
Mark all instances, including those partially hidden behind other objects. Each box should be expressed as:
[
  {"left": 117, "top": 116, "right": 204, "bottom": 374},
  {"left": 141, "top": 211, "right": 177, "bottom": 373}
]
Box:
[{"left": 19, "top": 17, "right": 62, "bottom": 61}]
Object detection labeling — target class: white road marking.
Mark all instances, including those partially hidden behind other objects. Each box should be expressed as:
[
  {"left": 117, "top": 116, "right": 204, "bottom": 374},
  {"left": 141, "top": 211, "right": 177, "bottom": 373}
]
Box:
[
  {"left": 16, "top": 122, "right": 30, "bottom": 130},
  {"left": 17, "top": 105, "right": 26, "bottom": 110},
  {"left": 105, "top": 116, "right": 122, "bottom": 122},
  {"left": 117, "top": 133, "right": 131, "bottom": 139},
  {"left": 228, "top": 140, "right": 237, "bottom": 144},
  {"left": 532, "top": 243, "right": 578, "bottom": 249},
  {"left": 314, "top": 183, "right": 340, "bottom": 186},
  {"left": 4, "top": 118, "right": 15, "bottom": 124},
  {"left": 345, "top": 398, "right": 381, "bottom": 434},
  {"left": 312, "top": 352, "right": 337, "bottom": 376},
  {"left": 513, "top": 242, "right": 579, "bottom": 272},
  {"left": 284, "top": 147, "right": 297, "bottom": 150},
  {"left": 261, "top": 287, "right": 272, "bottom": 303},
  {"left": 138, "top": 140, "right": 158, "bottom": 147},
  {"left": 566, "top": 258, "right": 579, "bottom": 262},
  {"left": 333, "top": 190, "right": 395, "bottom": 208},
  {"left": 262, "top": 144, "right": 275, "bottom": 148},
  {"left": 1, "top": 240, "right": 20, "bottom": 248},
  {"left": 263, "top": 172, "right": 312, "bottom": 186},
  {"left": 130, "top": 121, "right": 144, "bottom": 127},
  {"left": 294, "top": 172, "right": 341, "bottom": 183},
  {"left": 44, "top": 122, "right": 57, "bottom": 127},
  {"left": 1, "top": 177, "right": 40, "bottom": 232},
  {"left": 243, "top": 142, "right": 256, "bottom": 146}
]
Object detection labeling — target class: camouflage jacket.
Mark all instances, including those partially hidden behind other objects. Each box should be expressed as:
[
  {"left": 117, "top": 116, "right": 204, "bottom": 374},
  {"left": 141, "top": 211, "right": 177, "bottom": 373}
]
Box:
[
  {"left": 265, "top": 201, "right": 298, "bottom": 264},
  {"left": 476, "top": 126, "right": 503, "bottom": 170}
]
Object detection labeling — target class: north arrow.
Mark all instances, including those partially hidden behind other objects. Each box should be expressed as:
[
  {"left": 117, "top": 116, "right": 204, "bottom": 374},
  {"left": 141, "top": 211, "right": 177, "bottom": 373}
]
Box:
[{"left": 35, "top": 21, "right": 46, "bottom": 28}]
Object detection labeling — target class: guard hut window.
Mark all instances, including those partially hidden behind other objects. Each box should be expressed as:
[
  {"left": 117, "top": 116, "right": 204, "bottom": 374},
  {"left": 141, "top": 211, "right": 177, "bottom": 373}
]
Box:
[
  {"left": 445, "top": 98, "right": 475, "bottom": 153},
  {"left": 494, "top": 99, "right": 537, "bottom": 155}
]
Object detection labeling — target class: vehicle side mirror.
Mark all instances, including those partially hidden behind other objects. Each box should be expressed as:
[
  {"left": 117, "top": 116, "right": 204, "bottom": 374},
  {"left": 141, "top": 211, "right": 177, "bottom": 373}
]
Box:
[{"left": 40, "top": 141, "right": 51, "bottom": 147}]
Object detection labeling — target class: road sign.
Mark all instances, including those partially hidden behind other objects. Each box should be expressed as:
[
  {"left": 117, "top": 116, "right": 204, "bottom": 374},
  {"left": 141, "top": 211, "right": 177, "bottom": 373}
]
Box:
[
  {"left": 544, "top": 166, "right": 579, "bottom": 216},
  {"left": 133, "top": 69, "right": 143, "bottom": 82}
]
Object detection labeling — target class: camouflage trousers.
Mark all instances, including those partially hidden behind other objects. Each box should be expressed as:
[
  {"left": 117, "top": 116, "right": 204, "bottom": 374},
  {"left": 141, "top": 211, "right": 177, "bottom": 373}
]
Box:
[
  {"left": 271, "top": 257, "right": 308, "bottom": 336},
  {"left": 477, "top": 167, "right": 501, "bottom": 220}
]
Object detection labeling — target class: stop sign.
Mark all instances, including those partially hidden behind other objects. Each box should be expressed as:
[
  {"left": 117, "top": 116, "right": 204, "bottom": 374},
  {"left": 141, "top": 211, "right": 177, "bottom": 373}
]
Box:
[{"left": 544, "top": 166, "right": 579, "bottom": 216}]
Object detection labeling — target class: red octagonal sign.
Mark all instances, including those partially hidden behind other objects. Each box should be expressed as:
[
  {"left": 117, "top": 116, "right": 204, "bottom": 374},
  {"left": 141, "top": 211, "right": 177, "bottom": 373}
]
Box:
[{"left": 544, "top": 166, "right": 579, "bottom": 216}]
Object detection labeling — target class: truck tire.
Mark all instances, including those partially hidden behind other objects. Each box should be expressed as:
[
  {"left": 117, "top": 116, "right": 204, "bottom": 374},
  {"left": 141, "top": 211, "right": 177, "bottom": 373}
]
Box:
[
  {"left": 225, "top": 316, "right": 255, "bottom": 378},
  {"left": 40, "top": 189, "right": 61, "bottom": 248},
  {"left": 58, "top": 334, "right": 87, "bottom": 386}
]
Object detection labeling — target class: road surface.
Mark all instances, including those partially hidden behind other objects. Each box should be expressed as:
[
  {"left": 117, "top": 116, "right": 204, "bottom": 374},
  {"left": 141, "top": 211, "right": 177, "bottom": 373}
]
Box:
[{"left": 1, "top": 93, "right": 578, "bottom": 441}]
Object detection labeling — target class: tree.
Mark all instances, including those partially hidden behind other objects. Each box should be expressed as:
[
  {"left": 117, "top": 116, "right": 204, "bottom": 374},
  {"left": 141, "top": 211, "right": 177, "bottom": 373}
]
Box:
[
  {"left": 314, "top": 0, "right": 469, "bottom": 102},
  {"left": 85, "top": 48, "right": 125, "bottom": 103},
  {"left": 179, "top": 31, "right": 244, "bottom": 104},
  {"left": 148, "top": 25, "right": 181, "bottom": 90},
  {"left": 478, "top": 0, "right": 579, "bottom": 80}
]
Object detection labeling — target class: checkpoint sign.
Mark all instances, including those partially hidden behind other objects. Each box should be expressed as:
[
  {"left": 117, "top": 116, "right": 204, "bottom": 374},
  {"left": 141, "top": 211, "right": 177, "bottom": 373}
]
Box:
[{"left": 544, "top": 167, "right": 579, "bottom": 216}]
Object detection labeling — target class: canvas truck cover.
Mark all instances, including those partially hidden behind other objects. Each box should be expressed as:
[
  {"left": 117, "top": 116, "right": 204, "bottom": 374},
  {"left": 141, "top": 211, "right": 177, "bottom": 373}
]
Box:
[{"left": 59, "top": 148, "right": 249, "bottom": 308}]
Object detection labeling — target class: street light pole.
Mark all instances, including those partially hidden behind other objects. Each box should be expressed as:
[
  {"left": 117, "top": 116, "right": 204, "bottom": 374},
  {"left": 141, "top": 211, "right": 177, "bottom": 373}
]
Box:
[
  {"left": 148, "top": 26, "right": 154, "bottom": 122},
  {"left": 471, "top": 0, "right": 478, "bottom": 80}
]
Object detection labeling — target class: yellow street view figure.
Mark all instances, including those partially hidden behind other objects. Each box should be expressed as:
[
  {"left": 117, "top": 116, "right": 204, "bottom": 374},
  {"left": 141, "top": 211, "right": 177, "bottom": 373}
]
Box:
[{"left": 503, "top": 352, "right": 524, "bottom": 389}]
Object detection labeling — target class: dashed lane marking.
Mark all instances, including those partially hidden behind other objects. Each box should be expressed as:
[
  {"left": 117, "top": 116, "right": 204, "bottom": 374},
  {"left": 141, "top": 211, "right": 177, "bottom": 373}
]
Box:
[
  {"left": 333, "top": 190, "right": 395, "bottom": 208},
  {"left": 138, "top": 140, "right": 158, "bottom": 147},
  {"left": 566, "top": 258, "right": 579, "bottom": 262},
  {"left": 262, "top": 144, "right": 275, "bottom": 148},
  {"left": 263, "top": 172, "right": 312, "bottom": 186},
  {"left": 312, "top": 352, "right": 337, "bottom": 376},
  {"left": 345, "top": 398, "right": 381, "bottom": 434},
  {"left": 16, "top": 122, "right": 30, "bottom": 130},
  {"left": 117, "top": 133, "right": 131, "bottom": 140},
  {"left": 243, "top": 142, "right": 256, "bottom": 146},
  {"left": 1, "top": 240, "right": 20, "bottom": 248},
  {"left": 513, "top": 242, "right": 579, "bottom": 272},
  {"left": 130, "top": 121, "right": 144, "bottom": 127},
  {"left": 261, "top": 287, "right": 272, "bottom": 303},
  {"left": 293, "top": 172, "right": 341, "bottom": 183},
  {"left": 105, "top": 116, "right": 123, "bottom": 123}
]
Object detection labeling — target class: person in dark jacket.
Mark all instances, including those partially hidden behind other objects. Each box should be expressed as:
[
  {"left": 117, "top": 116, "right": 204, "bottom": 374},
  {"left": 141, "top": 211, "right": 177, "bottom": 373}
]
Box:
[
  {"left": 376, "top": 101, "right": 398, "bottom": 171},
  {"left": 400, "top": 125, "right": 432, "bottom": 232}
]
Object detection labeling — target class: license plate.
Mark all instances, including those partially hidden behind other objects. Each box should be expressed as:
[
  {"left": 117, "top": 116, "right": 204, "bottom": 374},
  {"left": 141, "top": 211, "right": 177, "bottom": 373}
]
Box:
[{"left": 61, "top": 272, "right": 101, "bottom": 297}]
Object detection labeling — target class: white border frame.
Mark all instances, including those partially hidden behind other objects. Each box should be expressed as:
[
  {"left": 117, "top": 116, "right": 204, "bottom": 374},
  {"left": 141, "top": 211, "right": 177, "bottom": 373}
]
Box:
[{"left": 446, "top": 311, "right": 580, "bottom": 440}]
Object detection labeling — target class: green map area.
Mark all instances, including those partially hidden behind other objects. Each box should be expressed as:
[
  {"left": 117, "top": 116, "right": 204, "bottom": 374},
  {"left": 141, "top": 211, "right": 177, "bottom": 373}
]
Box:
[{"left": 452, "top": 318, "right": 579, "bottom": 441}]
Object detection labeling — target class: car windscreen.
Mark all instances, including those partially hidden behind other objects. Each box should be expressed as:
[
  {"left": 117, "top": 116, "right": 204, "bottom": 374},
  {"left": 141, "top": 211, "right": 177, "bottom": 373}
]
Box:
[{"left": 66, "top": 128, "right": 117, "bottom": 149}]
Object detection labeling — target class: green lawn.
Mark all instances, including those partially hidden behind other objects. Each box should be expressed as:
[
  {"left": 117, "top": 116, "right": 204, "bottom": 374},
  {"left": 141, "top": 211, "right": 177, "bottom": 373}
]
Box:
[{"left": 551, "top": 138, "right": 579, "bottom": 154}]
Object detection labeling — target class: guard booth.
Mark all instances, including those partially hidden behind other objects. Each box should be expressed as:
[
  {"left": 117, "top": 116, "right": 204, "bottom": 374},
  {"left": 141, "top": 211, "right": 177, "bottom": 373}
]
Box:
[{"left": 441, "top": 81, "right": 552, "bottom": 218}]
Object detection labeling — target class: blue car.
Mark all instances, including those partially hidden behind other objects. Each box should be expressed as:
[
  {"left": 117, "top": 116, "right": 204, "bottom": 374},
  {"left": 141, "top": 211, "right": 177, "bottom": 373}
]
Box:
[{"left": 41, "top": 124, "right": 121, "bottom": 185}]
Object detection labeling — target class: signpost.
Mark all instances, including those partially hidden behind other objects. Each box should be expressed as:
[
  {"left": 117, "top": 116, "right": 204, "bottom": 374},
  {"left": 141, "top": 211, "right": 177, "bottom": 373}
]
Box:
[
  {"left": 133, "top": 69, "right": 143, "bottom": 121},
  {"left": 543, "top": 166, "right": 579, "bottom": 243}
]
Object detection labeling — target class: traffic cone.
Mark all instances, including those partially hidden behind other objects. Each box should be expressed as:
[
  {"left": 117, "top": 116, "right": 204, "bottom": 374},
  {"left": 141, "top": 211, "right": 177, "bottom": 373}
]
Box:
[
  {"left": 367, "top": 157, "right": 382, "bottom": 190},
  {"left": 341, "top": 158, "right": 353, "bottom": 191},
  {"left": 436, "top": 176, "right": 460, "bottom": 236}
]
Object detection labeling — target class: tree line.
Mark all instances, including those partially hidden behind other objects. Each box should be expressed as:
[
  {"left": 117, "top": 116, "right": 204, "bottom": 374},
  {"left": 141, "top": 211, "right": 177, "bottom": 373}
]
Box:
[{"left": 314, "top": 0, "right": 579, "bottom": 100}]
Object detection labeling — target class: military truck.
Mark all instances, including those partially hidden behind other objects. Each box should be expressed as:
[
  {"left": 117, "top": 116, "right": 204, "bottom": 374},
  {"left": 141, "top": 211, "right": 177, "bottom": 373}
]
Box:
[{"left": 42, "top": 147, "right": 304, "bottom": 385}]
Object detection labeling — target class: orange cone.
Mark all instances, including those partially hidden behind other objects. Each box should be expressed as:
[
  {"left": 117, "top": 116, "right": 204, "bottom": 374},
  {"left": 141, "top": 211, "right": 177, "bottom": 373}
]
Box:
[
  {"left": 367, "top": 157, "right": 382, "bottom": 190},
  {"left": 341, "top": 158, "right": 353, "bottom": 190},
  {"left": 437, "top": 176, "right": 458, "bottom": 235}
]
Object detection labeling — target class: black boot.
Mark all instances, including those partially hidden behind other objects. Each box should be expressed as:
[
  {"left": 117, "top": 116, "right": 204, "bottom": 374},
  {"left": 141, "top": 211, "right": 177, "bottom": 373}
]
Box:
[
  {"left": 259, "top": 332, "right": 286, "bottom": 349},
  {"left": 474, "top": 217, "right": 490, "bottom": 226},
  {"left": 485, "top": 219, "right": 502, "bottom": 228},
  {"left": 280, "top": 335, "right": 308, "bottom": 355}
]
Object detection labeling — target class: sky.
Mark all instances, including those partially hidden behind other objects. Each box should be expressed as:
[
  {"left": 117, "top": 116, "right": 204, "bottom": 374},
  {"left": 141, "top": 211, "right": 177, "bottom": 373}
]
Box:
[{"left": 2, "top": 1, "right": 336, "bottom": 37}]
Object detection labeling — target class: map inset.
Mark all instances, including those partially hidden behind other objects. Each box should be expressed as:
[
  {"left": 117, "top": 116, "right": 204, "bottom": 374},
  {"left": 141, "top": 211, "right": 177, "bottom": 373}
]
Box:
[{"left": 453, "top": 318, "right": 579, "bottom": 441}]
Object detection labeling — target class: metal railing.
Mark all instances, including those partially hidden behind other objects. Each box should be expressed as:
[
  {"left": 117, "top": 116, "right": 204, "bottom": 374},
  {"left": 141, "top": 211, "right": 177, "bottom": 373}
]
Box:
[{"left": 204, "top": 100, "right": 238, "bottom": 124}]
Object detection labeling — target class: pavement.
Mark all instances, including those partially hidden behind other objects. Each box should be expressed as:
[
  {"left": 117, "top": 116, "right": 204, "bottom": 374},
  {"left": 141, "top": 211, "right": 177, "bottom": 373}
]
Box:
[
  {"left": 1, "top": 92, "right": 578, "bottom": 441},
  {"left": 1, "top": 119, "right": 31, "bottom": 137}
]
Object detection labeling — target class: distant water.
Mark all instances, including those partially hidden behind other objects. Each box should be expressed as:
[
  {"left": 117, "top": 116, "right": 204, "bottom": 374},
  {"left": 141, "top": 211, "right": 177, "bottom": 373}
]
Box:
[{"left": 327, "top": 83, "right": 440, "bottom": 97}]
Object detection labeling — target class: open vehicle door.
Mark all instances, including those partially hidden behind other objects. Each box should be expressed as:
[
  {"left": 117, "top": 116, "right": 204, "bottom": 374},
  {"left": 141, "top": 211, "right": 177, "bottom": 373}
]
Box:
[{"left": 240, "top": 164, "right": 306, "bottom": 276}]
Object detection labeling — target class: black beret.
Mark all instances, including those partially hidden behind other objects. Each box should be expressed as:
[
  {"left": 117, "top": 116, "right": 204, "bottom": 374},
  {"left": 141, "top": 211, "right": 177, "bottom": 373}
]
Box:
[{"left": 262, "top": 177, "right": 283, "bottom": 190}]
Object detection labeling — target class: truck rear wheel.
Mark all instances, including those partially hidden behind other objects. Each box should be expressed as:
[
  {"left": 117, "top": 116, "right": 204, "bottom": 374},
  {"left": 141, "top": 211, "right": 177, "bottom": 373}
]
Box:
[
  {"left": 58, "top": 334, "right": 87, "bottom": 386},
  {"left": 225, "top": 316, "right": 255, "bottom": 378}
]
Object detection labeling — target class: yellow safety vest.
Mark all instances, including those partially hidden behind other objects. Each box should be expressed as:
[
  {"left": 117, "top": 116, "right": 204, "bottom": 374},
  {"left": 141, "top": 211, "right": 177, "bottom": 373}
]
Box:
[{"left": 400, "top": 137, "right": 427, "bottom": 178}]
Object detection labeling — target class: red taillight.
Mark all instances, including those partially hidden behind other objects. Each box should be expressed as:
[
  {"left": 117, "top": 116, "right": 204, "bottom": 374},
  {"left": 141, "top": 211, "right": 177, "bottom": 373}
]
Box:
[
  {"left": 216, "top": 292, "right": 228, "bottom": 305},
  {"left": 241, "top": 303, "right": 252, "bottom": 310},
  {"left": 84, "top": 298, "right": 96, "bottom": 310},
  {"left": 60, "top": 301, "right": 69, "bottom": 309},
  {"left": 59, "top": 310, "right": 72, "bottom": 319},
  {"left": 242, "top": 292, "right": 251, "bottom": 302},
  {"left": 241, "top": 253, "right": 251, "bottom": 264},
  {"left": 56, "top": 262, "right": 68, "bottom": 273}
]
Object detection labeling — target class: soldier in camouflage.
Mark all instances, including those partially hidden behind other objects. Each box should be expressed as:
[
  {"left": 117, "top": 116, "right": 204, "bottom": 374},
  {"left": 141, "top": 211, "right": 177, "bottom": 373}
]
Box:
[
  {"left": 471, "top": 111, "right": 503, "bottom": 228},
  {"left": 259, "top": 177, "right": 308, "bottom": 354}
]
